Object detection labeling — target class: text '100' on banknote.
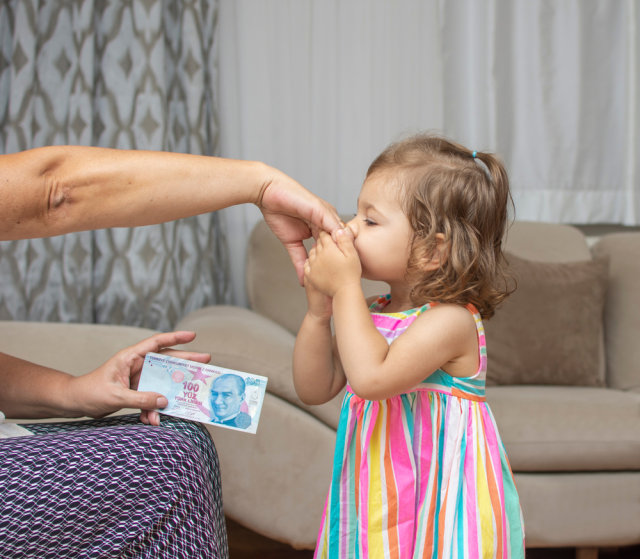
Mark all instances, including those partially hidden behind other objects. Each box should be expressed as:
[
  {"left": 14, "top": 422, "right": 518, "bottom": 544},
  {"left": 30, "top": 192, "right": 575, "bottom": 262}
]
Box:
[{"left": 138, "top": 353, "right": 268, "bottom": 434}]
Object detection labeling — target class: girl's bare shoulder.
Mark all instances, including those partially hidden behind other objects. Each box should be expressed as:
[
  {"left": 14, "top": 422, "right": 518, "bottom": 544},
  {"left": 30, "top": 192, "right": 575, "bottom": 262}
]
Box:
[{"left": 412, "top": 303, "right": 477, "bottom": 342}]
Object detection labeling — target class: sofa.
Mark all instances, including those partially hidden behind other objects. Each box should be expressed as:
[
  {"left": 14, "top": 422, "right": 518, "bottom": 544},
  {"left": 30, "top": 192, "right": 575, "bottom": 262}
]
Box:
[{"left": 2, "top": 220, "right": 639, "bottom": 558}]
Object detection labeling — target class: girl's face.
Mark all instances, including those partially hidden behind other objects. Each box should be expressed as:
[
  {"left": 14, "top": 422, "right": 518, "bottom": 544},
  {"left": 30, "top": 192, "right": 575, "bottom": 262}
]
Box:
[{"left": 346, "top": 173, "right": 414, "bottom": 287}]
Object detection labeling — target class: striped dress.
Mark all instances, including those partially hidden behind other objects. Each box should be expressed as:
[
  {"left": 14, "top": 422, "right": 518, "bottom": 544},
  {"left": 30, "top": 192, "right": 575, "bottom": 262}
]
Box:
[{"left": 314, "top": 296, "right": 525, "bottom": 559}]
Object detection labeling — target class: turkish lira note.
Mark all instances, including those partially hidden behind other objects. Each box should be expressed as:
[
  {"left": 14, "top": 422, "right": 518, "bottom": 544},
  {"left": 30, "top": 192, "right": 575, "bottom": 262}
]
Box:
[{"left": 138, "top": 352, "right": 267, "bottom": 434}]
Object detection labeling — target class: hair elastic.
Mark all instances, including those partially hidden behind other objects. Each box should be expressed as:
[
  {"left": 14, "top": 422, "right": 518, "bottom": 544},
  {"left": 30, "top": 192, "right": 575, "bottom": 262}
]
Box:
[{"left": 472, "top": 151, "right": 477, "bottom": 159}]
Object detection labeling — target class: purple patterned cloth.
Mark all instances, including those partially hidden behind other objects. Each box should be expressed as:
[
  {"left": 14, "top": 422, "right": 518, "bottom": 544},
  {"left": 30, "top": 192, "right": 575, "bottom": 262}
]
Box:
[{"left": 0, "top": 414, "right": 228, "bottom": 558}]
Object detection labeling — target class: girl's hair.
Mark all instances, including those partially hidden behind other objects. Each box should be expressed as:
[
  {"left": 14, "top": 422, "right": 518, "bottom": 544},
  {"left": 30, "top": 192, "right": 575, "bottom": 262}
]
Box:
[{"left": 367, "top": 133, "right": 513, "bottom": 318}]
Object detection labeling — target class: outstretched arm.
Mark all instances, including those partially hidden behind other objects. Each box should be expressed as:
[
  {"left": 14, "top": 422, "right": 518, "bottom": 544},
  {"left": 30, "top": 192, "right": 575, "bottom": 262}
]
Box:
[
  {"left": 0, "top": 145, "right": 342, "bottom": 282},
  {"left": 0, "top": 331, "right": 210, "bottom": 425}
]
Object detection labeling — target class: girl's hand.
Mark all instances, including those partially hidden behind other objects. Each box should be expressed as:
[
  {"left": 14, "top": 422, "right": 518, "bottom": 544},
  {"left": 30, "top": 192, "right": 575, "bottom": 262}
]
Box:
[
  {"left": 305, "top": 229, "right": 362, "bottom": 297},
  {"left": 67, "top": 331, "right": 211, "bottom": 426}
]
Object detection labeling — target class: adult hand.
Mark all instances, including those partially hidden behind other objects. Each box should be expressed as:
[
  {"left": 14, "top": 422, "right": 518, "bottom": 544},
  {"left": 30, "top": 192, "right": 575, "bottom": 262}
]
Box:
[
  {"left": 67, "top": 331, "right": 210, "bottom": 426},
  {"left": 257, "top": 168, "right": 343, "bottom": 284}
]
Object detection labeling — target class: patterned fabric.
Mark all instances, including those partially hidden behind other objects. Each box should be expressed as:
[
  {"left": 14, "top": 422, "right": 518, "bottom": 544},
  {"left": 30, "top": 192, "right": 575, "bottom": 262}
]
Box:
[
  {"left": 314, "top": 296, "right": 525, "bottom": 559},
  {"left": 0, "top": 0, "right": 229, "bottom": 330},
  {"left": 0, "top": 414, "right": 228, "bottom": 559}
]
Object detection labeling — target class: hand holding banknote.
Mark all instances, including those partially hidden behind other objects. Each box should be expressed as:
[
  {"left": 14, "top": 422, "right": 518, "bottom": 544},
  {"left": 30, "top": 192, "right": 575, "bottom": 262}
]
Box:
[{"left": 67, "top": 331, "right": 211, "bottom": 426}]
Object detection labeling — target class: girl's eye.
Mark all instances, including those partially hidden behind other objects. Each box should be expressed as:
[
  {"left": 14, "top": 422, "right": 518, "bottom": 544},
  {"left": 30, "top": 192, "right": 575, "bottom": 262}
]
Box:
[{"left": 353, "top": 212, "right": 376, "bottom": 226}]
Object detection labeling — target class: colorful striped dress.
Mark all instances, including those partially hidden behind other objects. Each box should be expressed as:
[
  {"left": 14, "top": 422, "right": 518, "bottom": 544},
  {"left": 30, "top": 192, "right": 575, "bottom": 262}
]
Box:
[{"left": 314, "top": 296, "right": 525, "bottom": 559}]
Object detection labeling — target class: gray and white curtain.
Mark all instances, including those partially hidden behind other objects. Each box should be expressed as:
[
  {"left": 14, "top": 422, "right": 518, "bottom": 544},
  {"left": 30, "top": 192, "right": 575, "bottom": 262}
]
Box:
[{"left": 0, "top": 0, "right": 229, "bottom": 331}]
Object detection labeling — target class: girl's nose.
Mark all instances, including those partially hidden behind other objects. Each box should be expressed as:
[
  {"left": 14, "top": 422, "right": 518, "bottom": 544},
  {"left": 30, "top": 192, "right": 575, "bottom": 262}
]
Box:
[{"left": 346, "top": 217, "right": 359, "bottom": 238}]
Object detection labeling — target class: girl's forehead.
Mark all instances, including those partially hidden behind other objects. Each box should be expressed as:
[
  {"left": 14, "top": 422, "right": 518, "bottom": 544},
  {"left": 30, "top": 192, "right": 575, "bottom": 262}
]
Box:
[
  {"left": 359, "top": 172, "right": 403, "bottom": 205},
  {"left": 362, "top": 170, "right": 401, "bottom": 194}
]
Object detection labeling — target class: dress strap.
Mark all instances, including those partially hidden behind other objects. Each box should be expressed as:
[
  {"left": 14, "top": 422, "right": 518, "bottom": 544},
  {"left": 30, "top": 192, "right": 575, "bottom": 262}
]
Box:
[
  {"left": 369, "top": 294, "right": 391, "bottom": 312},
  {"left": 464, "top": 303, "right": 487, "bottom": 380}
]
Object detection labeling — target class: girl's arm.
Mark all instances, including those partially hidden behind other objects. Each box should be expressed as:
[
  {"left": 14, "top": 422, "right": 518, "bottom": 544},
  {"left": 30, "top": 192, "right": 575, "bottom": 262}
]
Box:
[
  {"left": 308, "top": 231, "right": 477, "bottom": 401},
  {"left": 292, "top": 282, "right": 346, "bottom": 405}
]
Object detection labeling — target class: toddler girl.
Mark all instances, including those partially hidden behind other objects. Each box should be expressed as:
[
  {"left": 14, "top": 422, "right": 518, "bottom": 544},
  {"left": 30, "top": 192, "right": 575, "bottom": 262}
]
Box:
[{"left": 293, "top": 134, "right": 525, "bottom": 558}]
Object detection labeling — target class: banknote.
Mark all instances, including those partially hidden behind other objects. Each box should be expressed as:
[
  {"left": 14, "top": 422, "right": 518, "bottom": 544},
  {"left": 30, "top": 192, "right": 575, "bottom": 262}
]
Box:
[{"left": 138, "top": 352, "right": 268, "bottom": 434}]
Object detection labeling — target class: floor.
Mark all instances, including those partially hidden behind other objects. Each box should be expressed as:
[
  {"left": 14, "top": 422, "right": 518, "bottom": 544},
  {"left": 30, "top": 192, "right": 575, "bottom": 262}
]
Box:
[
  {"left": 227, "top": 519, "right": 640, "bottom": 558},
  {"left": 227, "top": 518, "right": 312, "bottom": 559}
]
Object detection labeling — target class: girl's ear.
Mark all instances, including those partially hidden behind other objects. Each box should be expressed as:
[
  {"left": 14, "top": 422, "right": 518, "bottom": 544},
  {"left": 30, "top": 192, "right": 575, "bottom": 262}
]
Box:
[{"left": 417, "top": 233, "right": 449, "bottom": 271}]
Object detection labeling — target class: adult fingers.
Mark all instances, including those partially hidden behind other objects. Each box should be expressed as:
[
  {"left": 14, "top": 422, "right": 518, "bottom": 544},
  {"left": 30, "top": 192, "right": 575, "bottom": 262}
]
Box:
[
  {"left": 141, "top": 409, "right": 162, "bottom": 426},
  {"left": 316, "top": 204, "right": 343, "bottom": 234},
  {"left": 160, "top": 349, "right": 211, "bottom": 364},
  {"left": 284, "top": 242, "right": 308, "bottom": 285},
  {"left": 121, "top": 389, "right": 168, "bottom": 413}
]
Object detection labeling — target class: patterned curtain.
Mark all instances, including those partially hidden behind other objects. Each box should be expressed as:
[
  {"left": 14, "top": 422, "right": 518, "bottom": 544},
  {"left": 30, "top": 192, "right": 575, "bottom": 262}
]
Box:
[{"left": 0, "top": 0, "right": 229, "bottom": 331}]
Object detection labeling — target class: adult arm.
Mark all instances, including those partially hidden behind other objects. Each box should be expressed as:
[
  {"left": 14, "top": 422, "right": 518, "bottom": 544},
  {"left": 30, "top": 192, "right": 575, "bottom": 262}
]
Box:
[
  {"left": 0, "top": 145, "right": 342, "bottom": 281},
  {"left": 0, "top": 331, "right": 210, "bottom": 426}
]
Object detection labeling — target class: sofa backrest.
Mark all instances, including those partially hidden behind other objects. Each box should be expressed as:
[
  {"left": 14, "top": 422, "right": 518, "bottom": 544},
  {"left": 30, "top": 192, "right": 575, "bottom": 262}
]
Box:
[
  {"left": 502, "top": 221, "right": 591, "bottom": 262},
  {"left": 246, "top": 219, "right": 591, "bottom": 336}
]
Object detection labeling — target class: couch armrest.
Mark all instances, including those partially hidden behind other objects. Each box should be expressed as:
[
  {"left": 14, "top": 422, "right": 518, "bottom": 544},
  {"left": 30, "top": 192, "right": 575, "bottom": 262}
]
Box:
[
  {"left": 176, "top": 305, "right": 297, "bottom": 402},
  {"left": 0, "top": 321, "right": 159, "bottom": 375},
  {"left": 203, "top": 393, "right": 335, "bottom": 549},
  {"left": 176, "top": 305, "right": 341, "bottom": 548},
  {"left": 175, "top": 305, "right": 343, "bottom": 428}
]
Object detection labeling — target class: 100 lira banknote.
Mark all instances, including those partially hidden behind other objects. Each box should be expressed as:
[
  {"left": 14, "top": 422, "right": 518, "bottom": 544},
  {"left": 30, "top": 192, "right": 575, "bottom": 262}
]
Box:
[{"left": 138, "top": 352, "right": 268, "bottom": 434}]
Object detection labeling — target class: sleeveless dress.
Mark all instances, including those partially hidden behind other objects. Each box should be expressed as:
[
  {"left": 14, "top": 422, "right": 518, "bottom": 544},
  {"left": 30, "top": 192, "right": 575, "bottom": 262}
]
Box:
[{"left": 314, "top": 295, "right": 525, "bottom": 559}]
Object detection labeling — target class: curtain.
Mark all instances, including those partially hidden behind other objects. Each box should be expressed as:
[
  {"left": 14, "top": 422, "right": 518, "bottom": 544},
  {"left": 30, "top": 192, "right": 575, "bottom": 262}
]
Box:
[
  {"left": 442, "top": 0, "right": 639, "bottom": 225},
  {"left": 218, "top": 0, "right": 639, "bottom": 306},
  {"left": 0, "top": 0, "right": 229, "bottom": 330}
]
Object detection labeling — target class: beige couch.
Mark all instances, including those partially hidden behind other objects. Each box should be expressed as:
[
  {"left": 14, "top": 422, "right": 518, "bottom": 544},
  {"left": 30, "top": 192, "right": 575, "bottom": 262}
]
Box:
[{"left": 2, "top": 220, "right": 639, "bottom": 558}]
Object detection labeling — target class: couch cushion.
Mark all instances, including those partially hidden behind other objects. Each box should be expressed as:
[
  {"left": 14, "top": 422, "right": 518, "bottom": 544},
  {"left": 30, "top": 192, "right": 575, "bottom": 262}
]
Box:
[
  {"left": 484, "top": 253, "right": 608, "bottom": 386},
  {"left": 487, "top": 385, "right": 640, "bottom": 471},
  {"left": 592, "top": 232, "right": 640, "bottom": 392},
  {"left": 514, "top": 471, "right": 640, "bottom": 547},
  {"left": 246, "top": 220, "right": 307, "bottom": 335},
  {"left": 0, "top": 321, "right": 159, "bottom": 376}
]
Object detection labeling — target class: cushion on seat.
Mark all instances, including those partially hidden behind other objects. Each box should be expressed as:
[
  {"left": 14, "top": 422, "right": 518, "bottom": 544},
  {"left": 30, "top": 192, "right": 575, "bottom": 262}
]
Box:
[
  {"left": 484, "top": 253, "right": 608, "bottom": 387},
  {"left": 487, "top": 385, "right": 640, "bottom": 471}
]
